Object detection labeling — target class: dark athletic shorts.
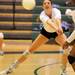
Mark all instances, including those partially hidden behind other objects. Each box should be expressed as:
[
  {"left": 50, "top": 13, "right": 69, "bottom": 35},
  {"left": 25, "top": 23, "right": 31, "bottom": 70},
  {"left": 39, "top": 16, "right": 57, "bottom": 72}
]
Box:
[{"left": 40, "top": 28, "right": 58, "bottom": 39}]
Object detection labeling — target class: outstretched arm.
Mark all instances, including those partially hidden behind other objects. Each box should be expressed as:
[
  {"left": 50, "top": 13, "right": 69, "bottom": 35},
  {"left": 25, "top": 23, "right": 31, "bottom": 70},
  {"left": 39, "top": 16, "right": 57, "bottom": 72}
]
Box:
[
  {"left": 63, "top": 30, "right": 75, "bottom": 49},
  {"left": 46, "top": 18, "right": 63, "bottom": 35},
  {"left": 67, "top": 30, "right": 75, "bottom": 43}
]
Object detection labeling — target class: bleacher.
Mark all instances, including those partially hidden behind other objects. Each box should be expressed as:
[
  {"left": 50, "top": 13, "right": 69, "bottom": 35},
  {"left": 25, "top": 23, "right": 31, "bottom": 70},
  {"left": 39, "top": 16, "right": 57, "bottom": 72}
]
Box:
[{"left": 0, "top": 0, "right": 75, "bottom": 42}]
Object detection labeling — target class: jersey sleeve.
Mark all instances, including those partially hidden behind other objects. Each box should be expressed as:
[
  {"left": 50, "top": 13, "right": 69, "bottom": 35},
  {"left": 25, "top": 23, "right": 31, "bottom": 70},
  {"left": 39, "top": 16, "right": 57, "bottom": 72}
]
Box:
[
  {"left": 53, "top": 8, "right": 61, "bottom": 19},
  {"left": 40, "top": 11, "right": 49, "bottom": 23}
]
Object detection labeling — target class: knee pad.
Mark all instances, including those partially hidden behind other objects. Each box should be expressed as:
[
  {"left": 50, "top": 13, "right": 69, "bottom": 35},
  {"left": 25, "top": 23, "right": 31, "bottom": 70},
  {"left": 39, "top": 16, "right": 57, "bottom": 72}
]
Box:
[{"left": 68, "top": 55, "right": 75, "bottom": 64}]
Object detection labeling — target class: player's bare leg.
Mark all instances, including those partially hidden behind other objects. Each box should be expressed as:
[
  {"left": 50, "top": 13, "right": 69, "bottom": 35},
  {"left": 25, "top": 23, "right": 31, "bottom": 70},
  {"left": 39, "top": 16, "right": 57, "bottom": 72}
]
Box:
[
  {"left": 0, "top": 34, "right": 49, "bottom": 75},
  {"left": 61, "top": 49, "right": 68, "bottom": 75},
  {"left": 55, "top": 34, "right": 68, "bottom": 75},
  {"left": 68, "top": 44, "right": 75, "bottom": 72},
  {"left": 71, "top": 62, "right": 75, "bottom": 72},
  {"left": 0, "top": 33, "right": 4, "bottom": 55},
  {"left": 17, "top": 34, "right": 49, "bottom": 63}
]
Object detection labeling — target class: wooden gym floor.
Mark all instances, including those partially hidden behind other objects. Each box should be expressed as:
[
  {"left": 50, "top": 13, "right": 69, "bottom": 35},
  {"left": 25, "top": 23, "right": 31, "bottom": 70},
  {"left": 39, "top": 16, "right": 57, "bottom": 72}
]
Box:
[{"left": 0, "top": 40, "right": 75, "bottom": 75}]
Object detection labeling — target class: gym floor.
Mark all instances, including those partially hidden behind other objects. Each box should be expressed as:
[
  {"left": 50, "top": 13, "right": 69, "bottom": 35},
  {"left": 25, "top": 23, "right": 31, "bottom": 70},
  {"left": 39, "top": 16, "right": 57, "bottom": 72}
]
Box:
[{"left": 0, "top": 40, "right": 75, "bottom": 75}]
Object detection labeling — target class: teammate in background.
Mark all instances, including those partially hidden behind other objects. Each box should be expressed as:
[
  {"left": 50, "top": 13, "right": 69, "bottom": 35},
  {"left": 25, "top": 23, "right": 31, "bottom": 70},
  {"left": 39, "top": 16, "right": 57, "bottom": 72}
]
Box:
[
  {"left": 66, "top": 0, "right": 75, "bottom": 6},
  {"left": 63, "top": 30, "right": 75, "bottom": 72},
  {"left": 63, "top": 9, "right": 75, "bottom": 72},
  {"left": 0, "top": 33, "right": 4, "bottom": 55},
  {"left": 0, "top": 0, "right": 67, "bottom": 75}
]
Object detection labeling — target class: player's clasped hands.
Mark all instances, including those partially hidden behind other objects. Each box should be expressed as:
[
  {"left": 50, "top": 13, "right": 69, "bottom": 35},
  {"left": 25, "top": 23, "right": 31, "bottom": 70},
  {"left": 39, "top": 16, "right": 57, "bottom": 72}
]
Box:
[{"left": 56, "top": 27, "right": 63, "bottom": 35}]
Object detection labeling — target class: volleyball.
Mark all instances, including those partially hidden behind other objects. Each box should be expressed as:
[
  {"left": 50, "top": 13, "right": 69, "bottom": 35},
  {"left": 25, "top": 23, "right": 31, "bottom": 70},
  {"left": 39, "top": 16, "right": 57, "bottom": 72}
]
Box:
[{"left": 22, "top": 0, "right": 36, "bottom": 10}]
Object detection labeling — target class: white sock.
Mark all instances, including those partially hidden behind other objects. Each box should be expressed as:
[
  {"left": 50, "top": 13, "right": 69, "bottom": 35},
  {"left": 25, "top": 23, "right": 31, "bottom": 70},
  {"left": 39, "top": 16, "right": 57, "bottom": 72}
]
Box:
[{"left": 22, "top": 50, "right": 30, "bottom": 56}]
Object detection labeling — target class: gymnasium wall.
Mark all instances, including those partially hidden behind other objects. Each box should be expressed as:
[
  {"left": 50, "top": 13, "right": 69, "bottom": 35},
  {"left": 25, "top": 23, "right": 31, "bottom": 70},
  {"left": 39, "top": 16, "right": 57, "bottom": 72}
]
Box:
[{"left": 0, "top": 0, "right": 75, "bottom": 43}]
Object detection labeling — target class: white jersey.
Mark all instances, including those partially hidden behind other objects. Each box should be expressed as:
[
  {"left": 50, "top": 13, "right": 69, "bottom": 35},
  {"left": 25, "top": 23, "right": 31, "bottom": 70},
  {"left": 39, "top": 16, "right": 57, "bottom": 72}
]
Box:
[
  {"left": 40, "top": 8, "right": 61, "bottom": 32},
  {"left": 65, "top": 9, "right": 75, "bottom": 43}
]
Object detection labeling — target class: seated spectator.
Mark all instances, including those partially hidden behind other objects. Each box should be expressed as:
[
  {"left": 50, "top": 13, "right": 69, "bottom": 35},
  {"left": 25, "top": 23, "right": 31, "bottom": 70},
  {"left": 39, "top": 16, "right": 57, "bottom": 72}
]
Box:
[
  {"left": 65, "top": 0, "right": 75, "bottom": 6},
  {"left": 61, "top": 20, "right": 74, "bottom": 32},
  {"left": 52, "top": 4, "right": 60, "bottom": 8}
]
